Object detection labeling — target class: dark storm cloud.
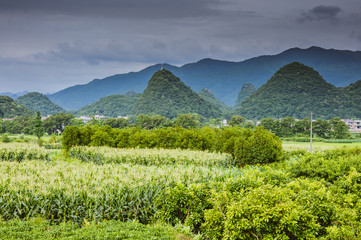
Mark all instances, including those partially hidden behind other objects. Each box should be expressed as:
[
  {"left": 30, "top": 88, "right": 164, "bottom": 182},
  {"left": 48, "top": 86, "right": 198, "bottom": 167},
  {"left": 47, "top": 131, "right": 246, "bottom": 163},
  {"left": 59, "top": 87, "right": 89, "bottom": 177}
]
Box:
[
  {"left": 0, "top": 0, "right": 222, "bottom": 19},
  {"left": 299, "top": 5, "right": 342, "bottom": 22}
]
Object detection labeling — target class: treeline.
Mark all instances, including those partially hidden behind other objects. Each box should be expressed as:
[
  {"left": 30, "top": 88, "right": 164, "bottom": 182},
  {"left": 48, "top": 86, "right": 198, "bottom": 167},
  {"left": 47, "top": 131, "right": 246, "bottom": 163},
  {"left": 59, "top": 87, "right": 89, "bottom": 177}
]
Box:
[
  {"left": 62, "top": 125, "right": 284, "bottom": 167},
  {"left": 259, "top": 117, "right": 351, "bottom": 139},
  {"left": 1, "top": 113, "right": 74, "bottom": 135}
]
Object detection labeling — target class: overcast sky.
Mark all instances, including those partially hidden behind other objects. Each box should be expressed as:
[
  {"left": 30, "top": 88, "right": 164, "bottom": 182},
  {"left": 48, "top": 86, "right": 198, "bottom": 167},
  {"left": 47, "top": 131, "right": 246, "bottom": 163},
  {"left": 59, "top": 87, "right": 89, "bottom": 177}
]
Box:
[{"left": 1, "top": 0, "right": 361, "bottom": 93}]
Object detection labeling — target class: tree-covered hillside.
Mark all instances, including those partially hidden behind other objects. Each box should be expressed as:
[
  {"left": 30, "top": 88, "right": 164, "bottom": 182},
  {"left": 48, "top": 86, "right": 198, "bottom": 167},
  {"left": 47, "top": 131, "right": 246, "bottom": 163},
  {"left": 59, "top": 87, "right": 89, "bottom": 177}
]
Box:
[
  {"left": 131, "top": 69, "right": 222, "bottom": 119},
  {"left": 235, "top": 62, "right": 361, "bottom": 119},
  {"left": 15, "top": 92, "right": 65, "bottom": 116},
  {"left": 0, "top": 96, "right": 33, "bottom": 118},
  {"left": 235, "top": 83, "right": 256, "bottom": 107},
  {"left": 198, "top": 88, "right": 233, "bottom": 113},
  {"left": 76, "top": 92, "right": 141, "bottom": 117}
]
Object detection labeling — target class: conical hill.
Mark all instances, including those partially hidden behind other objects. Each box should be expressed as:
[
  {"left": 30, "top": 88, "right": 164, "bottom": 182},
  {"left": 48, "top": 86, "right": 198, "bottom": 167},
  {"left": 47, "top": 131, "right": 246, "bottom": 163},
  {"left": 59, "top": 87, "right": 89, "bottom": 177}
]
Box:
[{"left": 131, "top": 69, "right": 222, "bottom": 119}]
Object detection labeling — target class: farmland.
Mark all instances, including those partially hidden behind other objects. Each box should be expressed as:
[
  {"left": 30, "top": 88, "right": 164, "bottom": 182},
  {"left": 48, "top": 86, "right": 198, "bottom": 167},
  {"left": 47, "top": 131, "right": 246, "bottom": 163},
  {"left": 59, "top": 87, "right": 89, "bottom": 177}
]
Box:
[{"left": 1, "top": 138, "right": 361, "bottom": 239}]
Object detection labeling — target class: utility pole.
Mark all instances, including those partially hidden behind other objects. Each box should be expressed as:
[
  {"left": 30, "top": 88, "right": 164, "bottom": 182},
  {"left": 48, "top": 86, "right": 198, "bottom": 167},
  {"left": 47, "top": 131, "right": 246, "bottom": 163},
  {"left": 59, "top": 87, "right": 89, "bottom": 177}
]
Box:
[{"left": 310, "top": 111, "right": 313, "bottom": 153}]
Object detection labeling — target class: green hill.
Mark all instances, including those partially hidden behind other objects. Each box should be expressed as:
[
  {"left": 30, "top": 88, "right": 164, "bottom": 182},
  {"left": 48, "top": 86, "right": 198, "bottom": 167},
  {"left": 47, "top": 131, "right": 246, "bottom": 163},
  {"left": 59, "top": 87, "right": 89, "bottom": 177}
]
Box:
[
  {"left": 235, "top": 83, "right": 256, "bottom": 107},
  {"left": 131, "top": 69, "right": 222, "bottom": 119},
  {"left": 198, "top": 88, "right": 233, "bottom": 113},
  {"left": 0, "top": 96, "right": 33, "bottom": 118},
  {"left": 77, "top": 92, "right": 141, "bottom": 117},
  {"left": 235, "top": 62, "right": 361, "bottom": 119},
  {"left": 15, "top": 92, "right": 65, "bottom": 116}
]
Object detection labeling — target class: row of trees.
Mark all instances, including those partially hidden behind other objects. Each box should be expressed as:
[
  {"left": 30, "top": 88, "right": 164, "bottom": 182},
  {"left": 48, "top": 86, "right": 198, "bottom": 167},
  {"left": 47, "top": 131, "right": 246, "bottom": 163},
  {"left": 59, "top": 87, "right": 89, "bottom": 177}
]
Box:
[
  {"left": 63, "top": 125, "right": 284, "bottom": 166},
  {"left": 1, "top": 112, "right": 74, "bottom": 135},
  {"left": 260, "top": 117, "right": 351, "bottom": 139},
  {"left": 1, "top": 111, "right": 354, "bottom": 140}
]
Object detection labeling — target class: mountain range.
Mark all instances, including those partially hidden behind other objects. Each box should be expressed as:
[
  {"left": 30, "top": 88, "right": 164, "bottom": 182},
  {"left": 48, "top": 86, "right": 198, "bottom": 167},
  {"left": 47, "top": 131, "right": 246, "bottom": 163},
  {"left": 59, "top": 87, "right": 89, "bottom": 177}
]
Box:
[{"left": 48, "top": 46, "right": 361, "bottom": 110}]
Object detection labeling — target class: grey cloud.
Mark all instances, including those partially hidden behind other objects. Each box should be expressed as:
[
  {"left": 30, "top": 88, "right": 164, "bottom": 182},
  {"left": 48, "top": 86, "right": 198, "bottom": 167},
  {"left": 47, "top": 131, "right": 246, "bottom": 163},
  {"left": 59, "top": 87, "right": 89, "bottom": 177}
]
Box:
[
  {"left": 299, "top": 5, "right": 342, "bottom": 23},
  {"left": 32, "top": 38, "right": 208, "bottom": 65},
  {"left": 0, "top": 0, "right": 223, "bottom": 19}
]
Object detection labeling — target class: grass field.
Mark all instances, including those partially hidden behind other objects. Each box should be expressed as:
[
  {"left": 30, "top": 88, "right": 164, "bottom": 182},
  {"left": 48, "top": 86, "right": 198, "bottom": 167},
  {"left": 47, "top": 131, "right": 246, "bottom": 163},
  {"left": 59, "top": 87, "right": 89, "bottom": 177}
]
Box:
[{"left": 282, "top": 141, "right": 361, "bottom": 151}]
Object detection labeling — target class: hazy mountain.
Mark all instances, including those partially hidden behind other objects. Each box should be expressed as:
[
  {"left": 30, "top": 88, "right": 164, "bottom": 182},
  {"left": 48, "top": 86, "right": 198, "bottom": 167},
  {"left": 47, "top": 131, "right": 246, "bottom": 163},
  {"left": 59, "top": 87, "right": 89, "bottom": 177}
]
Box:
[
  {"left": 0, "top": 91, "right": 28, "bottom": 99},
  {"left": 198, "top": 88, "right": 233, "bottom": 113},
  {"left": 235, "top": 83, "right": 256, "bottom": 107},
  {"left": 131, "top": 69, "right": 222, "bottom": 119},
  {"left": 15, "top": 92, "right": 65, "bottom": 116},
  {"left": 76, "top": 92, "right": 141, "bottom": 117},
  {"left": 0, "top": 96, "right": 33, "bottom": 118},
  {"left": 235, "top": 62, "right": 361, "bottom": 119},
  {"left": 48, "top": 46, "right": 361, "bottom": 110}
]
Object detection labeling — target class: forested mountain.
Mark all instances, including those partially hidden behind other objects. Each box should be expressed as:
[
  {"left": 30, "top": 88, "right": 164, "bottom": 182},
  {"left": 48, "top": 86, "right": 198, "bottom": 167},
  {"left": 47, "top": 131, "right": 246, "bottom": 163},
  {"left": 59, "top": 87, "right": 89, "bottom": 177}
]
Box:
[
  {"left": 76, "top": 92, "right": 141, "bottom": 117},
  {"left": 48, "top": 46, "right": 361, "bottom": 110},
  {"left": 0, "top": 96, "right": 33, "bottom": 118},
  {"left": 235, "top": 83, "right": 256, "bottom": 107},
  {"left": 15, "top": 92, "right": 64, "bottom": 116},
  {"left": 235, "top": 62, "right": 361, "bottom": 119},
  {"left": 131, "top": 69, "right": 222, "bottom": 119},
  {"left": 198, "top": 88, "right": 233, "bottom": 113}
]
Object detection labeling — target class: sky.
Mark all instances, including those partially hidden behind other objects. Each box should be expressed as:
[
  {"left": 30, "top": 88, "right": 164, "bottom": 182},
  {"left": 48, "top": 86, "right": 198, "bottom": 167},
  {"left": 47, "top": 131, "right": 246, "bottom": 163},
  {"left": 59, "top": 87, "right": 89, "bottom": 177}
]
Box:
[{"left": 1, "top": 0, "right": 361, "bottom": 94}]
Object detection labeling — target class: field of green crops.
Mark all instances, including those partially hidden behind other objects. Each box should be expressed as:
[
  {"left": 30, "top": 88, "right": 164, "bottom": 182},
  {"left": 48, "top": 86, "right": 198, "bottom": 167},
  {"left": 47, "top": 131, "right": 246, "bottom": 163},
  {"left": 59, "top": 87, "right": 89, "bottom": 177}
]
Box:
[{"left": 1, "top": 140, "right": 361, "bottom": 239}]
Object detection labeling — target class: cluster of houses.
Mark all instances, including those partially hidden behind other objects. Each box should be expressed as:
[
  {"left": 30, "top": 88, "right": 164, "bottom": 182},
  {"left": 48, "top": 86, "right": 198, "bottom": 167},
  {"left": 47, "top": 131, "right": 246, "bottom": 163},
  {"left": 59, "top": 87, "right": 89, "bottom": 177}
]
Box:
[{"left": 341, "top": 119, "right": 361, "bottom": 133}]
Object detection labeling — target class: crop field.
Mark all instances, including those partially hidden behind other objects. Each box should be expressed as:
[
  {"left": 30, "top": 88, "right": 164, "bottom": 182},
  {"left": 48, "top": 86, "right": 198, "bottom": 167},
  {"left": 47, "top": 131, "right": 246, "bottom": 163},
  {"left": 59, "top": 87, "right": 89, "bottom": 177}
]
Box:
[{"left": 1, "top": 140, "right": 361, "bottom": 239}]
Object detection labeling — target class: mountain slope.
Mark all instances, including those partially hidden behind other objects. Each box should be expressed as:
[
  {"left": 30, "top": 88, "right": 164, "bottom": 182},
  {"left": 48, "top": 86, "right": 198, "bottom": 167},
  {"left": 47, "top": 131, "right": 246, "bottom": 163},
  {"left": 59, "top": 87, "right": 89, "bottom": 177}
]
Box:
[
  {"left": 131, "top": 69, "right": 222, "bottom": 119},
  {"left": 198, "top": 88, "right": 233, "bottom": 113},
  {"left": 49, "top": 46, "right": 361, "bottom": 110},
  {"left": 15, "top": 92, "right": 65, "bottom": 116},
  {"left": 76, "top": 92, "right": 141, "bottom": 117},
  {"left": 235, "top": 83, "right": 256, "bottom": 107},
  {"left": 235, "top": 62, "right": 361, "bottom": 119},
  {"left": 0, "top": 96, "right": 33, "bottom": 118}
]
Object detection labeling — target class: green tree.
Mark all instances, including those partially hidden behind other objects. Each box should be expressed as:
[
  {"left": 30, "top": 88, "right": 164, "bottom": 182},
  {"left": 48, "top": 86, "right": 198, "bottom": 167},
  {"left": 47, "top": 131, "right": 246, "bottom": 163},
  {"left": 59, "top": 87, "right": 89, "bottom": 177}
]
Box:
[
  {"left": 313, "top": 118, "right": 331, "bottom": 138},
  {"left": 228, "top": 115, "right": 245, "bottom": 127},
  {"left": 330, "top": 118, "right": 351, "bottom": 139},
  {"left": 280, "top": 117, "right": 296, "bottom": 137},
  {"left": 173, "top": 114, "right": 200, "bottom": 129},
  {"left": 260, "top": 118, "right": 281, "bottom": 136},
  {"left": 43, "top": 113, "right": 74, "bottom": 134},
  {"left": 33, "top": 111, "right": 44, "bottom": 140},
  {"left": 135, "top": 114, "right": 165, "bottom": 130}
]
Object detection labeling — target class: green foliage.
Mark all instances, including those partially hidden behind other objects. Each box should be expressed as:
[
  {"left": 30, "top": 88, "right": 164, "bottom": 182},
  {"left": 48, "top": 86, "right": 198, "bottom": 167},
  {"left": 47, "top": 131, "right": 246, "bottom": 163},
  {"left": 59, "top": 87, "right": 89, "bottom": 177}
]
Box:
[
  {"left": 62, "top": 125, "right": 284, "bottom": 166},
  {"left": 33, "top": 111, "right": 44, "bottom": 140},
  {"left": 3, "top": 143, "right": 361, "bottom": 238},
  {"left": 43, "top": 112, "right": 75, "bottom": 134},
  {"left": 225, "top": 127, "right": 284, "bottom": 166},
  {"left": 131, "top": 69, "right": 222, "bottom": 119},
  {"left": 235, "top": 62, "right": 361, "bottom": 119},
  {"left": 103, "top": 118, "right": 129, "bottom": 129},
  {"left": 0, "top": 218, "right": 178, "bottom": 240},
  {"left": 173, "top": 113, "right": 200, "bottom": 129},
  {"left": 235, "top": 83, "right": 256, "bottom": 107},
  {"left": 0, "top": 95, "right": 33, "bottom": 118},
  {"left": 136, "top": 114, "right": 166, "bottom": 130},
  {"left": 15, "top": 92, "right": 65, "bottom": 116},
  {"left": 1, "top": 133, "right": 11, "bottom": 143},
  {"left": 198, "top": 88, "right": 233, "bottom": 113},
  {"left": 76, "top": 93, "right": 141, "bottom": 117},
  {"left": 228, "top": 115, "right": 245, "bottom": 127},
  {"left": 224, "top": 184, "right": 320, "bottom": 239},
  {"left": 261, "top": 117, "right": 352, "bottom": 139}
]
